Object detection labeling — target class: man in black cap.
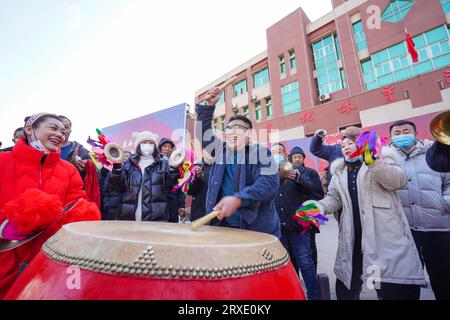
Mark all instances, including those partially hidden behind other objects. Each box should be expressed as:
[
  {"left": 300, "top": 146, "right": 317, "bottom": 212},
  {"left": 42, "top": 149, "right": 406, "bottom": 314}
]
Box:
[
  {"left": 275, "top": 146, "right": 324, "bottom": 300},
  {"left": 159, "top": 138, "right": 175, "bottom": 158},
  {"left": 158, "top": 138, "right": 186, "bottom": 223}
]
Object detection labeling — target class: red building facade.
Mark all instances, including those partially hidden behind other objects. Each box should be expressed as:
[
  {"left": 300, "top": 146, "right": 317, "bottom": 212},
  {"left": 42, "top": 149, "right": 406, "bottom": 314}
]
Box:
[{"left": 194, "top": 0, "right": 450, "bottom": 144}]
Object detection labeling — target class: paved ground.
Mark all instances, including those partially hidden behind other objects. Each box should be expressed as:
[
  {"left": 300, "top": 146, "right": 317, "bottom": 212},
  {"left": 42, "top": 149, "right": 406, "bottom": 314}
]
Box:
[{"left": 301, "top": 217, "right": 436, "bottom": 300}]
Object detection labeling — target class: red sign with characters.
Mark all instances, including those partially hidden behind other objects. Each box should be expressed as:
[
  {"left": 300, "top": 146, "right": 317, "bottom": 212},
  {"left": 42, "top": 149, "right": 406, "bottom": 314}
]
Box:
[
  {"left": 338, "top": 100, "right": 356, "bottom": 115},
  {"left": 444, "top": 70, "right": 450, "bottom": 84},
  {"left": 299, "top": 111, "right": 314, "bottom": 124},
  {"left": 382, "top": 86, "right": 394, "bottom": 104}
]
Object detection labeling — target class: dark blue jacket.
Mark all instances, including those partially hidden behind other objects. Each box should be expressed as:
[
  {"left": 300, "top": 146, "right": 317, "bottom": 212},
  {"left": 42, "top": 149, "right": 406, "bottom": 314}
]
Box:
[
  {"left": 275, "top": 164, "right": 324, "bottom": 232},
  {"left": 426, "top": 141, "right": 450, "bottom": 173},
  {"left": 187, "top": 163, "right": 211, "bottom": 221},
  {"left": 309, "top": 135, "right": 342, "bottom": 164},
  {"left": 197, "top": 104, "right": 281, "bottom": 238},
  {"left": 167, "top": 189, "right": 186, "bottom": 223}
]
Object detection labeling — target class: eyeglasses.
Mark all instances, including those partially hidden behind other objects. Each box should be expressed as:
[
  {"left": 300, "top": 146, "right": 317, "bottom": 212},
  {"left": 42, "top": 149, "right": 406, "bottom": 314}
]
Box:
[{"left": 225, "top": 124, "right": 250, "bottom": 133}]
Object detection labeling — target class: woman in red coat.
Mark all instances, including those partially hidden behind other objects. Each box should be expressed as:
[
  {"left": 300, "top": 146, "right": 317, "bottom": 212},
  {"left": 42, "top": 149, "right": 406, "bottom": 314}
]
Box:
[{"left": 0, "top": 113, "right": 100, "bottom": 298}]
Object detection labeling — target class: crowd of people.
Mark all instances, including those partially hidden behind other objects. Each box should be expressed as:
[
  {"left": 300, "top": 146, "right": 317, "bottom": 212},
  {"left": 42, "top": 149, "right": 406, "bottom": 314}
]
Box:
[{"left": 0, "top": 88, "right": 448, "bottom": 300}]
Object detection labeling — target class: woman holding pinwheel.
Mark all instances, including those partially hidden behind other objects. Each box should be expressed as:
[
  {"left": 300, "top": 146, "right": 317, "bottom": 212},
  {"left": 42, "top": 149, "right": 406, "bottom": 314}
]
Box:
[{"left": 304, "top": 130, "right": 426, "bottom": 300}]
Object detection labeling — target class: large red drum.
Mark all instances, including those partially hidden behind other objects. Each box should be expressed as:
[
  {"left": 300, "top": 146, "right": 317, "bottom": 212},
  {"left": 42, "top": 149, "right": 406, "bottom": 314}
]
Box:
[{"left": 5, "top": 221, "right": 306, "bottom": 300}]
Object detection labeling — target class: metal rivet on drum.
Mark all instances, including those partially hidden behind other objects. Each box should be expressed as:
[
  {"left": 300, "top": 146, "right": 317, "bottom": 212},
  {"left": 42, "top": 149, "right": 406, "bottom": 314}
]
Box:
[
  {"left": 150, "top": 270, "right": 156, "bottom": 276},
  {"left": 157, "top": 270, "right": 163, "bottom": 276},
  {"left": 199, "top": 271, "right": 204, "bottom": 277},
  {"left": 192, "top": 271, "right": 197, "bottom": 278},
  {"left": 142, "top": 269, "right": 149, "bottom": 275},
  {"left": 151, "top": 261, "right": 157, "bottom": 266}
]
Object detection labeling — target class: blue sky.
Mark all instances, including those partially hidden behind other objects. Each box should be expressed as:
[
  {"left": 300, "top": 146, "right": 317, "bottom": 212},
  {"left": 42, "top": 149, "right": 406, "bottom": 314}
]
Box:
[{"left": 0, "top": 0, "right": 332, "bottom": 147}]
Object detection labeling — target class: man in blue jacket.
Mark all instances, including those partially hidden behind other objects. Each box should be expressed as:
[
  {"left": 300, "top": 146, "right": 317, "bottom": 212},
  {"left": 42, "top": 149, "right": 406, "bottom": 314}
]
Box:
[{"left": 196, "top": 87, "right": 280, "bottom": 238}]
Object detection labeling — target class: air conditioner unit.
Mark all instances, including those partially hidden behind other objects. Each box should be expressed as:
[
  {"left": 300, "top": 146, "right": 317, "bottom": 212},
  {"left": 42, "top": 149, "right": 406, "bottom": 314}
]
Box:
[
  {"left": 250, "top": 95, "right": 257, "bottom": 101},
  {"left": 319, "top": 93, "right": 331, "bottom": 102}
]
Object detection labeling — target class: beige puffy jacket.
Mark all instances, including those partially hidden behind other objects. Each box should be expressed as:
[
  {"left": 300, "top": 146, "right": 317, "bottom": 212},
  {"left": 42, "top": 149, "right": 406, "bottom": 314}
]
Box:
[{"left": 316, "top": 147, "right": 426, "bottom": 289}]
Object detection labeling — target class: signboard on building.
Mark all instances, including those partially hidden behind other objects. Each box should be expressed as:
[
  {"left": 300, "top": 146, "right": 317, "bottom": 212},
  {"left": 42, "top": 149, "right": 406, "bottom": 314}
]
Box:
[{"left": 102, "top": 103, "right": 188, "bottom": 152}]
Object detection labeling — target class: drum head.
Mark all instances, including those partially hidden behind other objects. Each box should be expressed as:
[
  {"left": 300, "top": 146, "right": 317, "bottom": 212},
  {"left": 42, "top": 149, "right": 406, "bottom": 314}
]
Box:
[{"left": 43, "top": 221, "right": 289, "bottom": 280}]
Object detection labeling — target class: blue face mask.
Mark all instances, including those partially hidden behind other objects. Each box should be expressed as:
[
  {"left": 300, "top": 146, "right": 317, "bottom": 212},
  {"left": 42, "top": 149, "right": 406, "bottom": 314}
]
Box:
[
  {"left": 392, "top": 135, "right": 415, "bottom": 149},
  {"left": 345, "top": 156, "right": 360, "bottom": 164},
  {"left": 274, "top": 155, "right": 285, "bottom": 165}
]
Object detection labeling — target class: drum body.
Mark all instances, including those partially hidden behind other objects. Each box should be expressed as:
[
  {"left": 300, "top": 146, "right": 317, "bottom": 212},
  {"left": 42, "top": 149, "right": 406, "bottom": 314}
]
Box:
[{"left": 5, "top": 222, "right": 306, "bottom": 300}]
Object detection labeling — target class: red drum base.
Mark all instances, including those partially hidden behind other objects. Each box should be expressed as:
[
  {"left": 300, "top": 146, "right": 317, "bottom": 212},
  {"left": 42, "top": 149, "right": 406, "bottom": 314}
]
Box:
[{"left": 5, "top": 221, "right": 306, "bottom": 300}]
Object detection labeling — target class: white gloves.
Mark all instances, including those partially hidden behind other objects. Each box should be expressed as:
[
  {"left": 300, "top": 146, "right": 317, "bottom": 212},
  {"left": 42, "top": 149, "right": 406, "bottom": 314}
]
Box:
[{"left": 314, "top": 129, "right": 327, "bottom": 139}]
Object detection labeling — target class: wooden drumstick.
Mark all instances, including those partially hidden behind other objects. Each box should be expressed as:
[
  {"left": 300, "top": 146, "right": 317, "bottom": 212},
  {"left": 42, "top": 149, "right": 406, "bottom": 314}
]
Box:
[
  {"left": 203, "top": 76, "right": 238, "bottom": 100},
  {"left": 190, "top": 211, "right": 221, "bottom": 231}
]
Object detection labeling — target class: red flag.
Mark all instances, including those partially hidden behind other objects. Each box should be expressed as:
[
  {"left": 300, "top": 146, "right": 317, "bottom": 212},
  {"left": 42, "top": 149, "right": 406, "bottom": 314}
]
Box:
[{"left": 405, "top": 28, "right": 418, "bottom": 63}]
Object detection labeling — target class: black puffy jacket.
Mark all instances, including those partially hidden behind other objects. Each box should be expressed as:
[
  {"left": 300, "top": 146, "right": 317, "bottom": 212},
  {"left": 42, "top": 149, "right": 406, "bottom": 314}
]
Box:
[
  {"left": 187, "top": 163, "right": 211, "bottom": 221},
  {"left": 106, "top": 155, "right": 178, "bottom": 221},
  {"left": 101, "top": 172, "right": 123, "bottom": 220},
  {"left": 275, "top": 164, "right": 324, "bottom": 232}
]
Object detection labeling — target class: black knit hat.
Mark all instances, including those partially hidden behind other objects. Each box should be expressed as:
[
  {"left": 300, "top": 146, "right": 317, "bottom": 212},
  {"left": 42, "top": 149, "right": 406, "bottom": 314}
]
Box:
[
  {"left": 289, "top": 146, "right": 305, "bottom": 157},
  {"left": 158, "top": 138, "right": 175, "bottom": 150}
]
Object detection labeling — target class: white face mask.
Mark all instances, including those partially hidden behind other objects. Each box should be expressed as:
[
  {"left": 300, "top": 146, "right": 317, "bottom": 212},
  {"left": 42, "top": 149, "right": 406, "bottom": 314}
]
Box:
[
  {"left": 30, "top": 129, "right": 51, "bottom": 154},
  {"left": 140, "top": 143, "right": 155, "bottom": 157}
]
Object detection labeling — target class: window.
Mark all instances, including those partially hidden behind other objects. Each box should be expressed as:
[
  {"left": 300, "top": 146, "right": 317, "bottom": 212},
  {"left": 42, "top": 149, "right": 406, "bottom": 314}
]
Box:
[
  {"left": 265, "top": 97, "right": 273, "bottom": 117},
  {"left": 218, "top": 92, "right": 225, "bottom": 104},
  {"left": 281, "top": 81, "right": 301, "bottom": 115},
  {"left": 361, "top": 25, "right": 450, "bottom": 90},
  {"left": 289, "top": 50, "right": 297, "bottom": 71},
  {"left": 279, "top": 55, "right": 286, "bottom": 75},
  {"left": 233, "top": 79, "right": 247, "bottom": 97},
  {"left": 312, "top": 34, "right": 346, "bottom": 95},
  {"left": 352, "top": 20, "right": 368, "bottom": 51},
  {"left": 381, "top": 0, "right": 414, "bottom": 23},
  {"left": 242, "top": 106, "right": 249, "bottom": 117},
  {"left": 220, "top": 116, "right": 225, "bottom": 132},
  {"left": 253, "top": 68, "right": 269, "bottom": 88},
  {"left": 255, "top": 101, "right": 262, "bottom": 122},
  {"left": 441, "top": 0, "right": 450, "bottom": 14}
]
